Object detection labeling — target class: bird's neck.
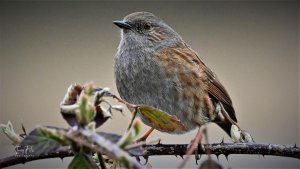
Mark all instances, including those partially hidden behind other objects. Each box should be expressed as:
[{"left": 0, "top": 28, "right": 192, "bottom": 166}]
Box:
[{"left": 118, "top": 36, "right": 154, "bottom": 58}]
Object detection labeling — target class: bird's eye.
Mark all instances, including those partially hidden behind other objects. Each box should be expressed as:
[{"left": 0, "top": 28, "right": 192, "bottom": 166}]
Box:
[{"left": 143, "top": 23, "right": 151, "bottom": 30}]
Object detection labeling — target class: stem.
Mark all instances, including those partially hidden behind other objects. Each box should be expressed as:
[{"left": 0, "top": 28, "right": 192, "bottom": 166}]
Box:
[
  {"left": 1, "top": 143, "right": 298, "bottom": 168},
  {"left": 97, "top": 152, "right": 107, "bottom": 169}
]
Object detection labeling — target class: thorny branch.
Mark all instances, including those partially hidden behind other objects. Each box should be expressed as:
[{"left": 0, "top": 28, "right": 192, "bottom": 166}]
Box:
[
  {"left": 0, "top": 142, "right": 299, "bottom": 168},
  {"left": 1, "top": 85, "right": 299, "bottom": 168}
]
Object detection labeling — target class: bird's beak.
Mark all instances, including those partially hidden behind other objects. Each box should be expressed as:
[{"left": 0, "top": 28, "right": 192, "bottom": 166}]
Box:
[{"left": 113, "top": 20, "right": 132, "bottom": 29}]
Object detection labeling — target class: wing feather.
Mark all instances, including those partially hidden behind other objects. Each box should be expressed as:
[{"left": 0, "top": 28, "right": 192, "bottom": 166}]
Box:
[{"left": 184, "top": 44, "right": 237, "bottom": 122}]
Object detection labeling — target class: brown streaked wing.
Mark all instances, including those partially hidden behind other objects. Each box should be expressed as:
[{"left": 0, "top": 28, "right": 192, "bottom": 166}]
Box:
[
  {"left": 158, "top": 43, "right": 237, "bottom": 122},
  {"left": 184, "top": 44, "right": 237, "bottom": 122}
]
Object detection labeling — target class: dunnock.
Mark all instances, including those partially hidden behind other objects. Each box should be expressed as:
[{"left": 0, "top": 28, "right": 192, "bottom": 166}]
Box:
[{"left": 113, "top": 12, "right": 250, "bottom": 142}]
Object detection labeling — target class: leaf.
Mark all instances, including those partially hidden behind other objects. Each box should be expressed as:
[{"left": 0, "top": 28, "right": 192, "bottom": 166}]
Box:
[
  {"left": 118, "top": 118, "right": 143, "bottom": 149},
  {"left": 68, "top": 153, "right": 99, "bottom": 169},
  {"left": 111, "top": 105, "right": 123, "bottom": 112},
  {"left": 61, "top": 109, "right": 79, "bottom": 127},
  {"left": 0, "top": 121, "right": 22, "bottom": 145},
  {"left": 137, "top": 105, "right": 186, "bottom": 133},
  {"left": 60, "top": 83, "right": 83, "bottom": 106},
  {"left": 61, "top": 85, "right": 120, "bottom": 128},
  {"left": 97, "top": 131, "right": 122, "bottom": 143},
  {"left": 77, "top": 95, "right": 96, "bottom": 126},
  {"left": 93, "top": 105, "right": 111, "bottom": 128},
  {"left": 20, "top": 126, "right": 68, "bottom": 156},
  {"left": 87, "top": 122, "right": 96, "bottom": 132},
  {"left": 66, "top": 129, "right": 144, "bottom": 169},
  {"left": 132, "top": 118, "right": 143, "bottom": 136},
  {"left": 39, "top": 127, "right": 68, "bottom": 145},
  {"left": 126, "top": 146, "right": 144, "bottom": 156},
  {"left": 61, "top": 108, "right": 109, "bottom": 128},
  {"left": 84, "top": 82, "right": 95, "bottom": 97}
]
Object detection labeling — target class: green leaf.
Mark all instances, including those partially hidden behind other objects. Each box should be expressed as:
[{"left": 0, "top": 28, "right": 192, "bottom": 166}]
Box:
[
  {"left": 118, "top": 119, "right": 142, "bottom": 148},
  {"left": 39, "top": 127, "right": 68, "bottom": 145},
  {"left": 0, "top": 121, "right": 22, "bottom": 145},
  {"left": 133, "top": 118, "right": 142, "bottom": 136},
  {"left": 137, "top": 105, "right": 186, "bottom": 133},
  {"left": 77, "top": 95, "right": 96, "bottom": 126},
  {"left": 84, "top": 83, "right": 95, "bottom": 97},
  {"left": 66, "top": 129, "right": 144, "bottom": 169},
  {"left": 68, "top": 153, "right": 99, "bottom": 169},
  {"left": 20, "top": 126, "right": 68, "bottom": 156},
  {"left": 87, "top": 122, "right": 96, "bottom": 132}
]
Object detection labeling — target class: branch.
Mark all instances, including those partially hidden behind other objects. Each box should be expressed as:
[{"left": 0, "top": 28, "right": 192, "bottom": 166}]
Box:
[
  {"left": 143, "top": 143, "right": 300, "bottom": 159},
  {"left": 0, "top": 143, "right": 299, "bottom": 168},
  {"left": 0, "top": 147, "right": 73, "bottom": 168}
]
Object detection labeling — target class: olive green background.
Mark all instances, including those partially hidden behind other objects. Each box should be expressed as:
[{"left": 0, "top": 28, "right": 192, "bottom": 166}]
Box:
[{"left": 0, "top": 1, "right": 299, "bottom": 168}]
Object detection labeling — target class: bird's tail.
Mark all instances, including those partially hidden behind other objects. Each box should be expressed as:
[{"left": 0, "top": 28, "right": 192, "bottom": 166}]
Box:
[
  {"left": 214, "top": 102, "right": 254, "bottom": 143},
  {"left": 217, "top": 122, "right": 254, "bottom": 143},
  {"left": 217, "top": 123, "right": 232, "bottom": 138}
]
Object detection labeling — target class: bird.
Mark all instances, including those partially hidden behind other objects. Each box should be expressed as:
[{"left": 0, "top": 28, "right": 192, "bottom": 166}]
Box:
[{"left": 113, "top": 12, "right": 251, "bottom": 143}]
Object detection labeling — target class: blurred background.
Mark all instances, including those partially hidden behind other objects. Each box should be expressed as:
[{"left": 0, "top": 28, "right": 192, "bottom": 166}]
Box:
[{"left": 0, "top": 1, "right": 299, "bottom": 169}]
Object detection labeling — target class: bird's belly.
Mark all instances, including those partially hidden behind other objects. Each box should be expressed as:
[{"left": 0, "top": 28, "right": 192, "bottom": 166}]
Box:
[{"left": 114, "top": 53, "right": 200, "bottom": 133}]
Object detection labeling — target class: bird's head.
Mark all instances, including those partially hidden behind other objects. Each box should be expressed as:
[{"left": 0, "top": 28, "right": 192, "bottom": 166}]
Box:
[{"left": 113, "top": 12, "right": 182, "bottom": 48}]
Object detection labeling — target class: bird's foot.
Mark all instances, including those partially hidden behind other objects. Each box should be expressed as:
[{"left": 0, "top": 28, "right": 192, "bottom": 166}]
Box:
[
  {"left": 178, "top": 126, "right": 205, "bottom": 169},
  {"left": 136, "top": 136, "right": 147, "bottom": 143},
  {"left": 194, "top": 143, "right": 201, "bottom": 164},
  {"left": 187, "top": 138, "right": 201, "bottom": 164}
]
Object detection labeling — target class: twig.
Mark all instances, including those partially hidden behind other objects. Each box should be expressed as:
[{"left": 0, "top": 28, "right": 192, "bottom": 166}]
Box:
[
  {"left": 0, "top": 143, "right": 298, "bottom": 168},
  {"left": 97, "top": 152, "right": 107, "bottom": 169}
]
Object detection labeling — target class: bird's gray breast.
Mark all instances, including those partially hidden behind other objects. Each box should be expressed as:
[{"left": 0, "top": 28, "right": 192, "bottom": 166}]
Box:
[
  {"left": 114, "top": 46, "right": 168, "bottom": 107},
  {"left": 114, "top": 44, "right": 197, "bottom": 133}
]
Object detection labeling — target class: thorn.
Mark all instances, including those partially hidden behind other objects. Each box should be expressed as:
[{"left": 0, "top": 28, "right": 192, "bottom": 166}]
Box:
[
  {"left": 136, "top": 156, "right": 141, "bottom": 163},
  {"left": 196, "top": 154, "right": 201, "bottom": 164},
  {"left": 21, "top": 123, "right": 27, "bottom": 135},
  {"left": 179, "top": 154, "right": 184, "bottom": 159},
  {"left": 194, "top": 145, "right": 200, "bottom": 165},
  {"left": 175, "top": 154, "right": 178, "bottom": 158},
  {"left": 216, "top": 154, "right": 219, "bottom": 160},
  {"left": 293, "top": 144, "right": 297, "bottom": 148},
  {"left": 19, "top": 133, "right": 26, "bottom": 138},
  {"left": 224, "top": 154, "right": 229, "bottom": 161},
  {"left": 142, "top": 155, "right": 149, "bottom": 165},
  {"left": 220, "top": 137, "right": 224, "bottom": 144},
  {"left": 195, "top": 153, "right": 200, "bottom": 165},
  {"left": 156, "top": 138, "right": 162, "bottom": 145}
]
